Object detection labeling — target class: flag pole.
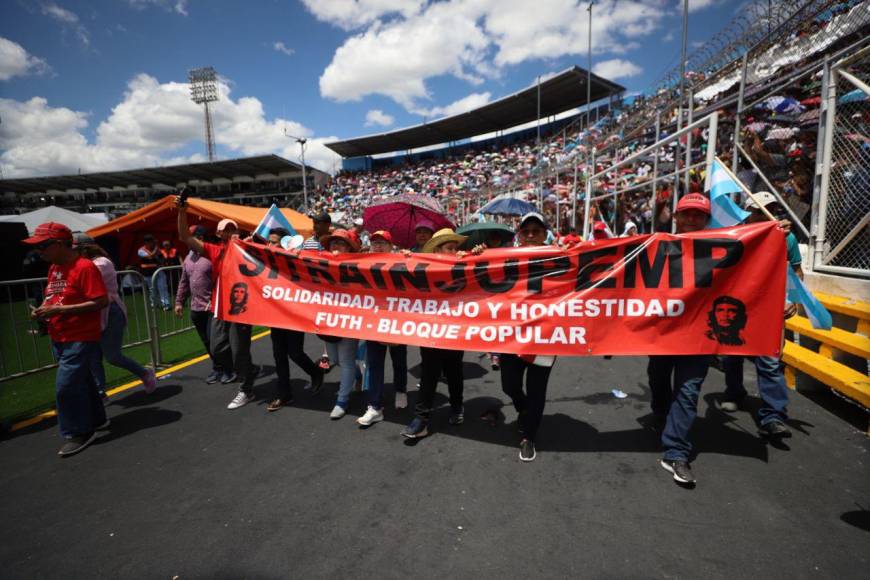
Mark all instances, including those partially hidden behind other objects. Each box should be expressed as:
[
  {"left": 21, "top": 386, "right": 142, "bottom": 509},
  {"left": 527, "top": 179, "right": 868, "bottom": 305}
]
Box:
[{"left": 712, "top": 156, "right": 778, "bottom": 221}]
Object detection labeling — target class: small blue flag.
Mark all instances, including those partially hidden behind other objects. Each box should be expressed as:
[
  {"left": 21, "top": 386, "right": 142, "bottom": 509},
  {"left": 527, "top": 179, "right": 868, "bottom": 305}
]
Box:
[
  {"left": 254, "top": 204, "right": 296, "bottom": 240},
  {"left": 786, "top": 267, "right": 833, "bottom": 330},
  {"left": 706, "top": 159, "right": 751, "bottom": 228}
]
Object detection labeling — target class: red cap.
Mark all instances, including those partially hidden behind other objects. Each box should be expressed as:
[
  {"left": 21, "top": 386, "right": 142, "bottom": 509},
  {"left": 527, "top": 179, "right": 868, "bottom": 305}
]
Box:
[
  {"left": 22, "top": 222, "right": 73, "bottom": 245},
  {"left": 370, "top": 230, "right": 393, "bottom": 244},
  {"left": 593, "top": 221, "right": 608, "bottom": 231},
  {"left": 675, "top": 193, "right": 711, "bottom": 215}
]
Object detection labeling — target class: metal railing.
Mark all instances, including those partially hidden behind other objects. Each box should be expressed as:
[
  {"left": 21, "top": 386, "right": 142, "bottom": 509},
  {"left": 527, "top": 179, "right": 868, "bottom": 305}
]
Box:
[
  {"left": 582, "top": 112, "right": 719, "bottom": 239},
  {"left": 0, "top": 270, "right": 156, "bottom": 382},
  {"left": 148, "top": 265, "right": 197, "bottom": 364}
]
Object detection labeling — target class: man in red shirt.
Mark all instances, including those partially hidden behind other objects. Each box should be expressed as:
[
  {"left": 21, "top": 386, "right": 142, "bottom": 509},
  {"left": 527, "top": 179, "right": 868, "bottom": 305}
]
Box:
[
  {"left": 176, "top": 200, "right": 260, "bottom": 409},
  {"left": 24, "top": 222, "right": 109, "bottom": 457}
]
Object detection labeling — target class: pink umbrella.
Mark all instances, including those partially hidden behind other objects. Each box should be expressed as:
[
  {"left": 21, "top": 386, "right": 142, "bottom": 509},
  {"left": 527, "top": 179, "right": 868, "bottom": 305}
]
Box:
[{"left": 362, "top": 193, "right": 454, "bottom": 249}]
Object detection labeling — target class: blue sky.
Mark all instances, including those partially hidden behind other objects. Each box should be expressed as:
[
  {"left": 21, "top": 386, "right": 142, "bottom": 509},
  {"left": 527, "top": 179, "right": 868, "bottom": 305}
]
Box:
[{"left": 0, "top": 0, "right": 740, "bottom": 177}]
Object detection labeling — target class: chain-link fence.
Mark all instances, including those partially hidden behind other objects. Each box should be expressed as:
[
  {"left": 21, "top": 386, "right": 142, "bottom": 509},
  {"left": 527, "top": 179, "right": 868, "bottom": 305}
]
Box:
[{"left": 813, "top": 45, "right": 870, "bottom": 277}]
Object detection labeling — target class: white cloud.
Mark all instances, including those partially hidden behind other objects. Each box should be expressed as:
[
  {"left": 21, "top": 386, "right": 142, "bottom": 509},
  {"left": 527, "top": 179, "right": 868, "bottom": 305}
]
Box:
[
  {"left": 413, "top": 91, "right": 492, "bottom": 119},
  {"left": 300, "top": 0, "right": 426, "bottom": 31},
  {"left": 320, "top": 1, "right": 491, "bottom": 110},
  {"left": 272, "top": 41, "right": 295, "bottom": 57},
  {"left": 318, "top": 0, "right": 666, "bottom": 112},
  {"left": 0, "top": 37, "right": 50, "bottom": 81},
  {"left": 0, "top": 74, "right": 341, "bottom": 178},
  {"left": 41, "top": 2, "right": 90, "bottom": 46},
  {"left": 364, "top": 109, "right": 394, "bottom": 127},
  {"left": 592, "top": 58, "right": 643, "bottom": 79},
  {"left": 687, "top": 0, "right": 719, "bottom": 12},
  {"left": 127, "top": 0, "right": 189, "bottom": 16}
]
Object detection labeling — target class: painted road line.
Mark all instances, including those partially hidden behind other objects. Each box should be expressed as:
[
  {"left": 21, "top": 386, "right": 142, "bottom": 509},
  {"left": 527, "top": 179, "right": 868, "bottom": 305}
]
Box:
[{"left": 9, "top": 330, "right": 271, "bottom": 433}]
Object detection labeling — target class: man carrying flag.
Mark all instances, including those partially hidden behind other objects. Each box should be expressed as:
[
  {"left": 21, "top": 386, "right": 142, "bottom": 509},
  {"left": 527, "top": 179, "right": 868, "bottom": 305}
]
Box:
[{"left": 703, "top": 160, "right": 825, "bottom": 439}]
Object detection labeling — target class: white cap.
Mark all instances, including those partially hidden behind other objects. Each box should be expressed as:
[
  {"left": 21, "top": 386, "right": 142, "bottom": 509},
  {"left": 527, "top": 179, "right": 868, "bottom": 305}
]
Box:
[
  {"left": 519, "top": 211, "right": 548, "bottom": 229},
  {"left": 743, "top": 191, "right": 778, "bottom": 210},
  {"left": 280, "top": 234, "right": 304, "bottom": 250},
  {"left": 217, "top": 218, "right": 238, "bottom": 232}
]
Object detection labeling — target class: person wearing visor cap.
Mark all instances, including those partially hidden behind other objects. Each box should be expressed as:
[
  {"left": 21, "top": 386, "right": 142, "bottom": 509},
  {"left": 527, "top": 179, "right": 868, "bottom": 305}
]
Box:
[
  {"left": 24, "top": 222, "right": 109, "bottom": 457},
  {"left": 647, "top": 193, "right": 713, "bottom": 486},
  {"left": 176, "top": 199, "right": 260, "bottom": 410},
  {"left": 74, "top": 233, "right": 157, "bottom": 402},
  {"left": 358, "top": 230, "right": 409, "bottom": 425},
  {"left": 317, "top": 229, "right": 362, "bottom": 420},
  {"left": 175, "top": 224, "right": 224, "bottom": 384}
]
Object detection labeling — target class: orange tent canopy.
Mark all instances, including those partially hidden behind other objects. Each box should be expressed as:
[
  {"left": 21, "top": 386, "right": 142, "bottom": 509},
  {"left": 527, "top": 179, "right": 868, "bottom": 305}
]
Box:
[{"left": 87, "top": 195, "right": 312, "bottom": 268}]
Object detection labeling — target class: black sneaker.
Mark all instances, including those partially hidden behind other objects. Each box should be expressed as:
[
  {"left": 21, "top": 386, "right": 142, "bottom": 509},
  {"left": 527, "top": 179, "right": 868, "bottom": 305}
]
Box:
[
  {"left": 310, "top": 368, "right": 324, "bottom": 394},
  {"left": 758, "top": 420, "right": 792, "bottom": 438},
  {"left": 205, "top": 370, "right": 221, "bottom": 384},
  {"left": 220, "top": 372, "right": 238, "bottom": 384},
  {"left": 660, "top": 459, "right": 696, "bottom": 484},
  {"left": 401, "top": 418, "right": 429, "bottom": 439},
  {"left": 448, "top": 406, "right": 464, "bottom": 425},
  {"left": 58, "top": 432, "right": 97, "bottom": 457},
  {"left": 519, "top": 439, "right": 536, "bottom": 462}
]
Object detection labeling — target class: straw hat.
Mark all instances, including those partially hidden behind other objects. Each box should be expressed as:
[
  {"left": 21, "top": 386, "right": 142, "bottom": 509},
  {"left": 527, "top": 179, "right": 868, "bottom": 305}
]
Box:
[{"left": 421, "top": 228, "right": 467, "bottom": 253}]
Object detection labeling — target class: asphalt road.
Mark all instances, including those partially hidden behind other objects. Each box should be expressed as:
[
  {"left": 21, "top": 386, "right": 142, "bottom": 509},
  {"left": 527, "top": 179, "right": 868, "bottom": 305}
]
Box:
[{"left": 2, "top": 335, "right": 868, "bottom": 579}]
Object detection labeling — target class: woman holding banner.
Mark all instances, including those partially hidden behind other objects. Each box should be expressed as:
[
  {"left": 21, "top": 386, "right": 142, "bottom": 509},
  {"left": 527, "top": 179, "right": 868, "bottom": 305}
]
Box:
[
  {"left": 319, "top": 229, "right": 362, "bottom": 420},
  {"left": 401, "top": 228, "right": 470, "bottom": 439},
  {"left": 498, "top": 212, "right": 558, "bottom": 462},
  {"left": 358, "top": 230, "right": 409, "bottom": 427}
]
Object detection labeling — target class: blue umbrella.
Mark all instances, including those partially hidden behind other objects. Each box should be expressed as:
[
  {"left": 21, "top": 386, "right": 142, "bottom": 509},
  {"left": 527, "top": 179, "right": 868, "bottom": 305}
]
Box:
[
  {"left": 839, "top": 89, "right": 868, "bottom": 105},
  {"left": 480, "top": 197, "right": 537, "bottom": 216}
]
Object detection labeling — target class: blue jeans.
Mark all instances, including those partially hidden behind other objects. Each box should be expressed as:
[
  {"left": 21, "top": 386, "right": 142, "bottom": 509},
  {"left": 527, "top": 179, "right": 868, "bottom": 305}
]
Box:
[
  {"left": 92, "top": 303, "right": 149, "bottom": 390},
  {"left": 53, "top": 341, "right": 106, "bottom": 439},
  {"left": 153, "top": 271, "right": 170, "bottom": 309},
  {"left": 326, "top": 338, "right": 359, "bottom": 407},
  {"left": 723, "top": 355, "right": 789, "bottom": 426},
  {"left": 365, "top": 342, "right": 408, "bottom": 409},
  {"left": 657, "top": 355, "right": 712, "bottom": 462}
]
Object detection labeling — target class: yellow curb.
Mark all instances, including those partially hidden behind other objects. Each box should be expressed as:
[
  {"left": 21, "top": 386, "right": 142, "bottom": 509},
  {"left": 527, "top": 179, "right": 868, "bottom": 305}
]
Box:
[{"left": 8, "top": 330, "right": 271, "bottom": 433}]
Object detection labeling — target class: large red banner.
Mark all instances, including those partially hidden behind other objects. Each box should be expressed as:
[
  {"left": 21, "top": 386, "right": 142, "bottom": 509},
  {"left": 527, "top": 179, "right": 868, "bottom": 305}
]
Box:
[{"left": 217, "top": 222, "right": 787, "bottom": 356}]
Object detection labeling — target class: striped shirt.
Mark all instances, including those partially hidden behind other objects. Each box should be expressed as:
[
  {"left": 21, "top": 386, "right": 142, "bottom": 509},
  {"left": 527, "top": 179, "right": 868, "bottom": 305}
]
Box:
[{"left": 301, "top": 236, "right": 323, "bottom": 251}]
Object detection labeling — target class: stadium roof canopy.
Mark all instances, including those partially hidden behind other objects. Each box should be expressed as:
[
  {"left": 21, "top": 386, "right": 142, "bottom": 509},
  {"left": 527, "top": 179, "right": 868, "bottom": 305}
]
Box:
[
  {"left": 325, "top": 66, "right": 624, "bottom": 158},
  {"left": 0, "top": 155, "right": 317, "bottom": 195}
]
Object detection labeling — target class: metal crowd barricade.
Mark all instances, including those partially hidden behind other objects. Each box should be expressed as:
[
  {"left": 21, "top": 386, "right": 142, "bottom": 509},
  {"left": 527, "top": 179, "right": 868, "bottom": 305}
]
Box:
[
  {"left": 0, "top": 270, "right": 156, "bottom": 382},
  {"left": 150, "top": 265, "right": 197, "bottom": 365}
]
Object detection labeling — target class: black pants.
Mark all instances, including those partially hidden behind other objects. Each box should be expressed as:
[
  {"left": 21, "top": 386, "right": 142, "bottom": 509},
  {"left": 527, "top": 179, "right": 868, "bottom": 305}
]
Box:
[
  {"left": 415, "top": 347, "right": 463, "bottom": 420},
  {"left": 500, "top": 354, "right": 553, "bottom": 442},
  {"left": 190, "top": 310, "right": 221, "bottom": 371},
  {"left": 271, "top": 328, "right": 318, "bottom": 399},
  {"left": 647, "top": 355, "right": 677, "bottom": 415},
  {"left": 211, "top": 318, "right": 254, "bottom": 392}
]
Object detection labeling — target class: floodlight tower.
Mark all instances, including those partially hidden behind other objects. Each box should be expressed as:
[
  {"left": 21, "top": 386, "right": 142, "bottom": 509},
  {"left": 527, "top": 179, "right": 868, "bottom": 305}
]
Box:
[
  {"left": 188, "top": 67, "right": 219, "bottom": 162},
  {"left": 284, "top": 128, "right": 309, "bottom": 211}
]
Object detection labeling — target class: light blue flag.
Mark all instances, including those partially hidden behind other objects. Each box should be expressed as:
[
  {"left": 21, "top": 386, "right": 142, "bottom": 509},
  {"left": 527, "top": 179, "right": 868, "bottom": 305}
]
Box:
[
  {"left": 786, "top": 267, "right": 833, "bottom": 330},
  {"left": 706, "top": 159, "right": 751, "bottom": 228},
  {"left": 254, "top": 204, "right": 296, "bottom": 240}
]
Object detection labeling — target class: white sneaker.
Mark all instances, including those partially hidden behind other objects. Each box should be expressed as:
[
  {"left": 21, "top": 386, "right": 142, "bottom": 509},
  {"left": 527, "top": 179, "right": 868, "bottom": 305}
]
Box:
[
  {"left": 357, "top": 406, "right": 384, "bottom": 426},
  {"left": 227, "top": 391, "right": 254, "bottom": 410},
  {"left": 330, "top": 405, "right": 346, "bottom": 420},
  {"left": 395, "top": 392, "right": 408, "bottom": 409}
]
